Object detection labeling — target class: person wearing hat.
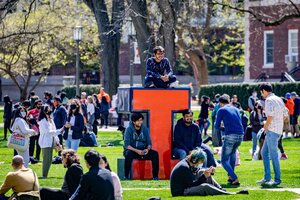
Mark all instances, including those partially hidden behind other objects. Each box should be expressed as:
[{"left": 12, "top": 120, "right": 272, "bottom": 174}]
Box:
[
  {"left": 284, "top": 92, "right": 294, "bottom": 137},
  {"left": 53, "top": 96, "right": 67, "bottom": 149},
  {"left": 170, "top": 148, "right": 248, "bottom": 196},
  {"left": 291, "top": 92, "right": 300, "bottom": 138},
  {"left": 214, "top": 94, "right": 244, "bottom": 186}
]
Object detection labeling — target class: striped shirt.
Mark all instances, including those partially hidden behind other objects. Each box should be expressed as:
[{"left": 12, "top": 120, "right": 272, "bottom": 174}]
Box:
[{"left": 264, "top": 93, "right": 288, "bottom": 134}]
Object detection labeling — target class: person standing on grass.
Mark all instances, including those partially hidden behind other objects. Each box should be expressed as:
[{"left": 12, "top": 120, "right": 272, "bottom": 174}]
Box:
[
  {"left": 10, "top": 106, "right": 38, "bottom": 167},
  {"left": 256, "top": 83, "right": 287, "bottom": 186},
  {"left": 291, "top": 92, "right": 300, "bottom": 138},
  {"left": 27, "top": 99, "right": 43, "bottom": 164},
  {"left": 40, "top": 149, "right": 83, "bottom": 200},
  {"left": 63, "top": 99, "right": 85, "bottom": 152},
  {"left": 214, "top": 94, "right": 244, "bottom": 186},
  {"left": 100, "top": 96, "right": 110, "bottom": 129},
  {"left": 123, "top": 112, "right": 159, "bottom": 180},
  {"left": 38, "top": 105, "right": 64, "bottom": 178},
  {"left": 3, "top": 95, "right": 13, "bottom": 141},
  {"left": 249, "top": 101, "right": 266, "bottom": 158}
]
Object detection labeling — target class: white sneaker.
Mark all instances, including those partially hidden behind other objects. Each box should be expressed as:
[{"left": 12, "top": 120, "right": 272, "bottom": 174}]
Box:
[
  {"left": 169, "top": 81, "right": 179, "bottom": 88},
  {"left": 256, "top": 179, "right": 269, "bottom": 185}
]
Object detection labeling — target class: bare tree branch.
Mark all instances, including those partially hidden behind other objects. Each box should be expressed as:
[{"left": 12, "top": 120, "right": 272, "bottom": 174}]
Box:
[{"left": 210, "top": 0, "right": 300, "bottom": 26}]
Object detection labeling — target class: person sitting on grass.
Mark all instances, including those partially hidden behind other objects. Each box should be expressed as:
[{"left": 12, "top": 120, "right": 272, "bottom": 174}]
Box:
[
  {"left": 69, "top": 150, "right": 114, "bottom": 200},
  {"left": 170, "top": 148, "right": 248, "bottom": 197},
  {"left": 99, "top": 154, "right": 123, "bottom": 200},
  {"left": 0, "top": 155, "right": 40, "bottom": 200},
  {"left": 40, "top": 149, "right": 83, "bottom": 200}
]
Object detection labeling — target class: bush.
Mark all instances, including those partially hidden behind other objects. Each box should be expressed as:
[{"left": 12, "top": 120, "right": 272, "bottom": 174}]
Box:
[
  {"left": 199, "top": 82, "right": 300, "bottom": 109},
  {"left": 62, "top": 84, "right": 102, "bottom": 99}
]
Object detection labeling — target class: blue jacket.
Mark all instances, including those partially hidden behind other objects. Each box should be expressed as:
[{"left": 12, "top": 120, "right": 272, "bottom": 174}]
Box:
[
  {"left": 294, "top": 97, "right": 300, "bottom": 116},
  {"left": 63, "top": 113, "right": 85, "bottom": 140},
  {"left": 214, "top": 105, "right": 244, "bottom": 135},
  {"left": 53, "top": 105, "right": 67, "bottom": 129},
  {"left": 145, "top": 57, "right": 173, "bottom": 79},
  {"left": 173, "top": 119, "right": 202, "bottom": 153},
  {"left": 124, "top": 122, "right": 152, "bottom": 150}
]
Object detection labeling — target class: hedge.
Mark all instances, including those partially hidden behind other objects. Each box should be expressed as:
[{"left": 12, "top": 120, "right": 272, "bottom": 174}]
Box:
[
  {"left": 199, "top": 82, "right": 300, "bottom": 109},
  {"left": 61, "top": 84, "right": 102, "bottom": 99}
]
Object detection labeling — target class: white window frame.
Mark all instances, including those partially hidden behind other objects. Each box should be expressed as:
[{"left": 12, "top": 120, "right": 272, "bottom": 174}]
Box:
[
  {"left": 263, "top": 30, "right": 274, "bottom": 68},
  {"left": 288, "top": 29, "right": 298, "bottom": 57}
]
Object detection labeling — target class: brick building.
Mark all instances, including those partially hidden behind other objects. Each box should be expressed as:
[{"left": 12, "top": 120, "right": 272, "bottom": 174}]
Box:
[{"left": 244, "top": 0, "right": 300, "bottom": 81}]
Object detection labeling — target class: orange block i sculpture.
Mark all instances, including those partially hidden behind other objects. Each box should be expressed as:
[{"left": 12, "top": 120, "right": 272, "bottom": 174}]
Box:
[{"left": 131, "top": 88, "right": 190, "bottom": 179}]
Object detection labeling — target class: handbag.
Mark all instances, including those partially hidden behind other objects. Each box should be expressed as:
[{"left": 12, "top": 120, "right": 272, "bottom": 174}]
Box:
[
  {"left": 7, "top": 133, "right": 29, "bottom": 151},
  {"left": 9, "top": 170, "right": 40, "bottom": 200}
]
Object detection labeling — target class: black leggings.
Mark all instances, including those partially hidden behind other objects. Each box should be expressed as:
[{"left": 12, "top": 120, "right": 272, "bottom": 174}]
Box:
[{"left": 40, "top": 188, "right": 69, "bottom": 200}]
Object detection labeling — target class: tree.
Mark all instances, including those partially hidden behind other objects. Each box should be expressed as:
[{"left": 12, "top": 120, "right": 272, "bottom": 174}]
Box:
[
  {"left": 0, "top": 0, "right": 99, "bottom": 100},
  {"left": 211, "top": 0, "right": 300, "bottom": 26},
  {"left": 84, "top": 0, "right": 125, "bottom": 96},
  {"left": 0, "top": 0, "right": 18, "bottom": 22}
]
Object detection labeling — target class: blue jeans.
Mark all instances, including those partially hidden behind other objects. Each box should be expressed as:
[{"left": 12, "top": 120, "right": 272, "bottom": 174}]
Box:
[
  {"left": 261, "top": 131, "right": 281, "bottom": 182},
  {"left": 65, "top": 135, "right": 81, "bottom": 152},
  {"left": 199, "top": 119, "right": 211, "bottom": 135},
  {"left": 252, "top": 131, "right": 258, "bottom": 155},
  {"left": 87, "top": 114, "right": 95, "bottom": 132},
  {"left": 221, "top": 134, "right": 243, "bottom": 181},
  {"left": 173, "top": 148, "right": 187, "bottom": 160}
]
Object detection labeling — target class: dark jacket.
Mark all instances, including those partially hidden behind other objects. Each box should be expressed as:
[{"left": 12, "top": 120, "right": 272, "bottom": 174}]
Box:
[
  {"left": 53, "top": 104, "right": 67, "bottom": 129},
  {"left": 3, "top": 102, "right": 12, "bottom": 121},
  {"left": 199, "top": 102, "right": 209, "bottom": 119},
  {"left": 63, "top": 114, "right": 85, "bottom": 140},
  {"left": 294, "top": 97, "right": 300, "bottom": 116},
  {"left": 170, "top": 159, "right": 207, "bottom": 196},
  {"left": 100, "top": 102, "right": 110, "bottom": 113},
  {"left": 124, "top": 122, "right": 152, "bottom": 150},
  {"left": 71, "top": 166, "right": 114, "bottom": 200},
  {"left": 173, "top": 119, "right": 202, "bottom": 153},
  {"left": 250, "top": 111, "right": 266, "bottom": 133},
  {"left": 145, "top": 57, "right": 173, "bottom": 79},
  {"left": 61, "top": 163, "right": 83, "bottom": 196}
]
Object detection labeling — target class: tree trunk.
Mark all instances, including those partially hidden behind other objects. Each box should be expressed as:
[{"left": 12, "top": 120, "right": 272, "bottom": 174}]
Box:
[
  {"left": 84, "top": 0, "right": 124, "bottom": 96},
  {"left": 127, "top": 0, "right": 154, "bottom": 84},
  {"left": 158, "top": 0, "right": 176, "bottom": 67},
  {"left": 177, "top": 39, "right": 208, "bottom": 90}
]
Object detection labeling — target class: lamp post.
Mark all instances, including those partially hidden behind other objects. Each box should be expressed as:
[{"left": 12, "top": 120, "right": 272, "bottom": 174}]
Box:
[
  {"left": 73, "top": 26, "right": 82, "bottom": 96},
  {"left": 128, "top": 18, "right": 135, "bottom": 86}
]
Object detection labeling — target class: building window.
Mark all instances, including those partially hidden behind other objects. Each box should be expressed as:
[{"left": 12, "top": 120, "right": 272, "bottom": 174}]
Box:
[
  {"left": 289, "top": 29, "right": 298, "bottom": 56},
  {"left": 264, "top": 30, "right": 274, "bottom": 67}
]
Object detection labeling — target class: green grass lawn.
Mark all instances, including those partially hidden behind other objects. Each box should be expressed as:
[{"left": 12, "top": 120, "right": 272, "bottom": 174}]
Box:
[{"left": 0, "top": 128, "right": 300, "bottom": 199}]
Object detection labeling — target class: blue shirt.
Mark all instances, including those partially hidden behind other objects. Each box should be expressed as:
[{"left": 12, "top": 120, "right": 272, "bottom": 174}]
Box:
[{"left": 214, "top": 105, "right": 244, "bottom": 135}]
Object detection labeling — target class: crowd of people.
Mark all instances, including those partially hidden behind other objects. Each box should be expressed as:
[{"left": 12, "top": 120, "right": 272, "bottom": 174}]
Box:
[{"left": 0, "top": 45, "right": 296, "bottom": 198}]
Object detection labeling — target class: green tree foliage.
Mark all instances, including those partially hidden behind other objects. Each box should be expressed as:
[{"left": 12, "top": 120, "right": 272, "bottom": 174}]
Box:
[{"left": 0, "top": 0, "right": 99, "bottom": 100}]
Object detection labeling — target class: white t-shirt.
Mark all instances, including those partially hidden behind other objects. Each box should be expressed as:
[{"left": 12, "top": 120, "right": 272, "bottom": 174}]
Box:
[
  {"left": 68, "top": 115, "right": 76, "bottom": 136},
  {"left": 87, "top": 103, "right": 95, "bottom": 115}
]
